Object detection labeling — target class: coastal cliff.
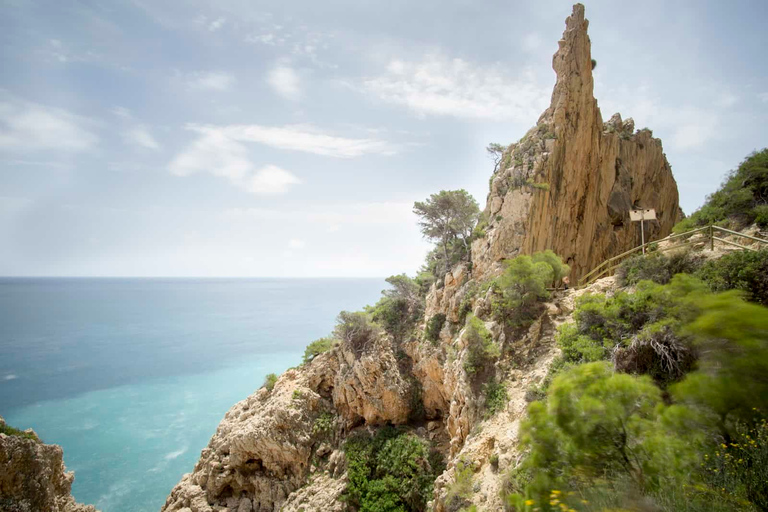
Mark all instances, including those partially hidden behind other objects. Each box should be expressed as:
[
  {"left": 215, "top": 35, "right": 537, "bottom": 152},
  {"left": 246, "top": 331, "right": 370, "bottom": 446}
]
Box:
[
  {"left": 162, "top": 5, "right": 682, "bottom": 512},
  {"left": 0, "top": 416, "right": 98, "bottom": 512}
]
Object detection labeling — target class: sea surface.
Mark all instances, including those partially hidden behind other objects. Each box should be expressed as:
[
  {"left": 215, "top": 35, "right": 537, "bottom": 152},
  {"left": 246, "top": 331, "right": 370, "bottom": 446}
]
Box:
[{"left": 0, "top": 277, "right": 385, "bottom": 512}]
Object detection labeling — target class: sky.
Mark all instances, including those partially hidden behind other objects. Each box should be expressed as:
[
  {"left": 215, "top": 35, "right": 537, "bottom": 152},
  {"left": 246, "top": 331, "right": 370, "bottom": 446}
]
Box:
[{"left": 1, "top": 0, "right": 766, "bottom": 277}]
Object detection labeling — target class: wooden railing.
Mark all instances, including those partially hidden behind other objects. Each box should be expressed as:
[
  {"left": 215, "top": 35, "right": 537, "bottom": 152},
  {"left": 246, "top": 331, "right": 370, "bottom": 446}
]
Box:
[{"left": 577, "top": 225, "right": 768, "bottom": 288}]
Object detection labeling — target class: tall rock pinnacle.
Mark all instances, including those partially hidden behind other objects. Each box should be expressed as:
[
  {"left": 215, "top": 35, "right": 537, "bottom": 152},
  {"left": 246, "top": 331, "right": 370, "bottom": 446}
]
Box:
[{"left": 470, "top": 3, "right": 680, "bottom": 282}]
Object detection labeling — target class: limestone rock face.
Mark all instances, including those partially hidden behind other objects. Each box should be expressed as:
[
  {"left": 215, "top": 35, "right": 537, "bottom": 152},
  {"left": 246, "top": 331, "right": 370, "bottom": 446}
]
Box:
[
  {"left": 161, "top": 334, "right": 415, "bottom": 512},
  {"left": 0, "top": 417, "right": 98, "bottom": 512},
  {"left": 472, "top": 3, "right": 680, "bottom": 282}
]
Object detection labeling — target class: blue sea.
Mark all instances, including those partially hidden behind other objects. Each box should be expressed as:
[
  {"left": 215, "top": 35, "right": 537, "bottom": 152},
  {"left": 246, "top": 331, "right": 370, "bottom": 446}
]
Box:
[{"left": 0, "top": 278, "right": 385, "bottom": 512}]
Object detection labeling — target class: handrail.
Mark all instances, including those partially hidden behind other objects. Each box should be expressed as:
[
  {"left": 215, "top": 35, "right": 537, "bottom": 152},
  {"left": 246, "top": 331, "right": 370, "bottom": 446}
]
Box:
[{"left": 577, "top": 225, "right": 768, "bottom": 288}]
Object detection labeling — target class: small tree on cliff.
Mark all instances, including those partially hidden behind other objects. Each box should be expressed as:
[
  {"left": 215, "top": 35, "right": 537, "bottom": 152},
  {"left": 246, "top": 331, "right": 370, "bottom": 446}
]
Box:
[{"left": 413, "top": 190, "right": 480, "bottom": 275}]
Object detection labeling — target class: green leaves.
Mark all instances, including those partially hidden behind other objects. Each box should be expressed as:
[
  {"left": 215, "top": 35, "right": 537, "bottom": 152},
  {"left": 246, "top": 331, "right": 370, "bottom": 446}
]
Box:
[
  {"left": 673, "top": 148, "right": 768, "bottom": 232},
  {"left": 343, "top": 428, "right": 439, "bottom": 512}
]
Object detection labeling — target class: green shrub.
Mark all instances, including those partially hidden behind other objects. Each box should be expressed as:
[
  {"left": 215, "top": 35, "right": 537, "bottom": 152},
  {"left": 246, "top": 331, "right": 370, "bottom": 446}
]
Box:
[
  {"left": 367, "top": 275, "right": 424, "bottom": 344},
  {"left": 556, "top": 276, "right": 708, "bottom": 384},
  {"left": 343, "top": 427, "right": 440, "bottom": 512},
  {"left": 696, "top": 248, "right": 768, "bottom": 305},
  {"left": 491, "top": 251, "right": 569, "bottom": 327},
  {"left": 617, "top": 250, "right": 706, "bottom": 287},
  {"left": 444, "top": 459, "right": 474, "bottom": 511},
  {"left": 335, "top": 311, "right": 381, "bottom": 355},
  {"left": 673, "top": 148, "right": 768, "bottom": 232},
  {"left": 0, "top": 422, "right": 39, "bottom": 442},
  {"left": 263, "top": 373, "right": 278, "bottom": 391},
  {"left": 292, "top": 389, "right": 304, "bottom": 400},
  {"left": 312, "top": 412, "right": 336, "bottom": 439},
  {"left": 425, "top": 313, "right": 446, "bottom": 344},
  {"left": 616, "top": 252, "right": 671, "bottom": 286},
  {"left": 303, "top": 337, "right": 336, "bottom": 364},
  {"left": 508, "top": 362, "right": 699, "bottom": 510},
  {"left": 463, "top": 315, "right": 500, "bottom": 377},
  {"left": 754, "top": 204, "right": 768, "bottom": 228},
  {"left": 484, "top": 379, "right": 507, "bottom": 417}
]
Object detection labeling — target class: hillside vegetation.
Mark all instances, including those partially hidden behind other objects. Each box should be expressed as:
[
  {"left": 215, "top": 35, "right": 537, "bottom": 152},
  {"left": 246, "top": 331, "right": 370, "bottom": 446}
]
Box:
[
  {"left": 674, "top": 148, "right": 768, "bottom": 232},
  {"left": 504, "top": 246, "right": 768, "bottom": 511}
]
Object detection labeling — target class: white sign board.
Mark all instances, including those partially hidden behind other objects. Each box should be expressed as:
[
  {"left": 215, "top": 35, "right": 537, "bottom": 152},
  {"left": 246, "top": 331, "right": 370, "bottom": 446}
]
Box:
[{"left": 629, "top": 208, "right": 656, "bottom": 221}]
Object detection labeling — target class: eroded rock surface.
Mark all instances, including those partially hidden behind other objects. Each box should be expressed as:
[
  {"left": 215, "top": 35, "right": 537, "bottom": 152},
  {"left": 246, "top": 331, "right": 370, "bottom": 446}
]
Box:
[
  {"left": 0, "top": 416, "right": 98, "bottom": 512},
  {"left": 162, "top": 5, "right": 682, "bottom": 512},
  {"left": 470, "top": 3, "right": 680, "bottom": 283}
]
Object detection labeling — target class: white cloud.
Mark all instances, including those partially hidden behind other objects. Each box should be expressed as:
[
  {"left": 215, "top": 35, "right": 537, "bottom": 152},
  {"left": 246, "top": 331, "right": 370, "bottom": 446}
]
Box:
[
  {"left": 267, "top": 65, "right": 301, "bottom": 100},
  {"left": 183, "top": 123, "right": 398, "bottom": 158},
  {"left": 168, "top": 128, "right": 301, "bottom": 196},
  {"left": 362, "top": 53, "right": 550, "bottom": 120},
  {"left": 169, "top": 128, "right": 251, "bottom": 180},
  {"left": 245, "top": 165, "right": 302, "bottom": 195},
  {"left": 759, "top": 92, "right": 768, "bottom": 103},
  {"left": 124, "top": 126, "right": 159, "bottom": 150},
  {"left": 0, "top": 95, "right": 98, "bottom": 153},
  {"left": 288, "top": 238, "right": 306, "bottom": 249},
  {"left": 208, "top": 17, "right": 226, "bottom": 32},
  {"left": 187, "top": 71, "right": 236, "bottom": 91}
]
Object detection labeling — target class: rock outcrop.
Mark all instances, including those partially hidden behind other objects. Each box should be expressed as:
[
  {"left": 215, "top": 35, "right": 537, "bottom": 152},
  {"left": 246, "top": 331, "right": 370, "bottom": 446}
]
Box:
[
  {"left": 161, "top": 334, "right": 417, "bottom": 512},
  {"left": 470, "top": 4, "right": 680, "bottom": 283},
  {"left": 162, "top": 5, "right": 683, "bottom": 512},
  {"left": 0, "top": 416, "right": 98, "bottom": 512}
]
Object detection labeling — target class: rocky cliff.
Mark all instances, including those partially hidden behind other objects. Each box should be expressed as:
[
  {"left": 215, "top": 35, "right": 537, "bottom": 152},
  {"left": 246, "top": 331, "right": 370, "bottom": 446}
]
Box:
[
  {"left": 162, "top": 5, "right": 681, "bottom": 512},
  {"left": 0, "top": 416, "right": 98, "bottom": 512},
  {"left": 471, "top": 4, "right": 680, "bottom": 283}
]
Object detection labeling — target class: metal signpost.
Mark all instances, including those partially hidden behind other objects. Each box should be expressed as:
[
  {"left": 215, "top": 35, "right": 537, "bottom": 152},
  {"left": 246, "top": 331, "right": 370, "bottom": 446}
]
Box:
[{"left": 629, "top": 208, "right": 656, "bottom": 254}]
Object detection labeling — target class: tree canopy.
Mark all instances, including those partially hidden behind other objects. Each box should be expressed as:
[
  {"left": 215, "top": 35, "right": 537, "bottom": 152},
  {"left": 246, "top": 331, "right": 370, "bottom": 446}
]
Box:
[{"left": 413, "top": 190, "right": 480, "bottom": 275}]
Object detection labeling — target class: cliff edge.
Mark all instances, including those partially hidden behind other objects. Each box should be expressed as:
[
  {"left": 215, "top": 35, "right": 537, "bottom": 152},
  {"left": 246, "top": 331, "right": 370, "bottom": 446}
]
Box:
[
  {"left": 161, "top": 5, "right": 681, "bottom": 512},
  {"left": 0, "top": 416, "right": 98, "bottom": 512}
]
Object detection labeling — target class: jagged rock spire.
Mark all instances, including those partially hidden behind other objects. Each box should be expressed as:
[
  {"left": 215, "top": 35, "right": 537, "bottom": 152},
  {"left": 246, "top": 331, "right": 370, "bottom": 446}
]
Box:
[{"left": 467, "top": 3, "right": 680, "bottom": 281}]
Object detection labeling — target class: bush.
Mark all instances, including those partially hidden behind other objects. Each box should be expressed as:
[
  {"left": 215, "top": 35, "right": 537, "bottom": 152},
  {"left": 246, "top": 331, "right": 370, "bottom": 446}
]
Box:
[
  {"left": 508, "top": 362, "right": 699, "bottom": 510},
  {"left": 263, "top": 373, "right": 278, "bottom": 391},
  {"left": 369, "top": 275, "right": 424, "bottom": 343},
  {"left": 484, "top": 379, "right": 508, "bottom": 417},
  {"left": 425, "top": 313, "right": 446, "bottom": 344},
  {"left": 444, "top": 459, "right": 474, "bottom": 511},
  {"left": 617, "top": 252, "right": 671, "bottom": 286},
  {"left": 312, "top": 412, "right": 336, "bottom": 439},
  {"left": 343, "top": 427, "right": 440, "bottom": 512},
  {"left": 673, "top": 148, "right": 768, "bottom": 232},
  {"left": 0, "top": 422, "right": 39, "bottom": 442},
  {"left": 334, "top": 311, "right": 381, "bottom": 355},
  {"left": 672, "top": 291, "right": 768, "bottom": 431},
  {"left": 303, "top": 337, "right": 336, "bottom": 364},
  {"left": 617, "top": 250, "right": 706, "bottom": 287},
  {"left": 696, "top": 248, "right": 768, "bottom": 305},
  {"left": 463, "top": 315, "right": 500, "bottom": 377},
  {"left": 491, "top": 251, "right": 569, "bottom": 327},
  {"left": 556, "top": 276, "right": 708, "bottom": 383}
]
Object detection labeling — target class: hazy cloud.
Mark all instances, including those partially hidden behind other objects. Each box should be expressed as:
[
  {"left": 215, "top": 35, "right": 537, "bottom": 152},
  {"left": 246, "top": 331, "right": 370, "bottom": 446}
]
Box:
[
  {"left": 187, "top": 71, "right": 236, "bottom": 91},
  {"left": 363, "top": 53, "right": 550, "bottom": 120},
  {"left": 124, "top": 126, "right": 159, "bottom": 150},
  {"left": 208, "top": 17, "right": 226, "bottom": 32},
  {"left": 168, "top": 128, "right": 301, "bottom": 195},
  {"left": 267, "top": 64, "right": 301, "bottom": 100},
  {"left": 0, "top": 95, "right": 98, "bottom": 153},
  {"left": 182, "top": 123, "right": 398, "bottom": 158},
  {"left": 245, "top": 165, "right": 302, "bottom": 195}
]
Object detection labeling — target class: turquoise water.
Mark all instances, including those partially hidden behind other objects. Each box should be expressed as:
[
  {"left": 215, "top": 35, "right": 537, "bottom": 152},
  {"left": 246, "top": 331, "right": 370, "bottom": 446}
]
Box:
[{"left": 0, "top": 278, "right": 384, "bottom": 512}]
